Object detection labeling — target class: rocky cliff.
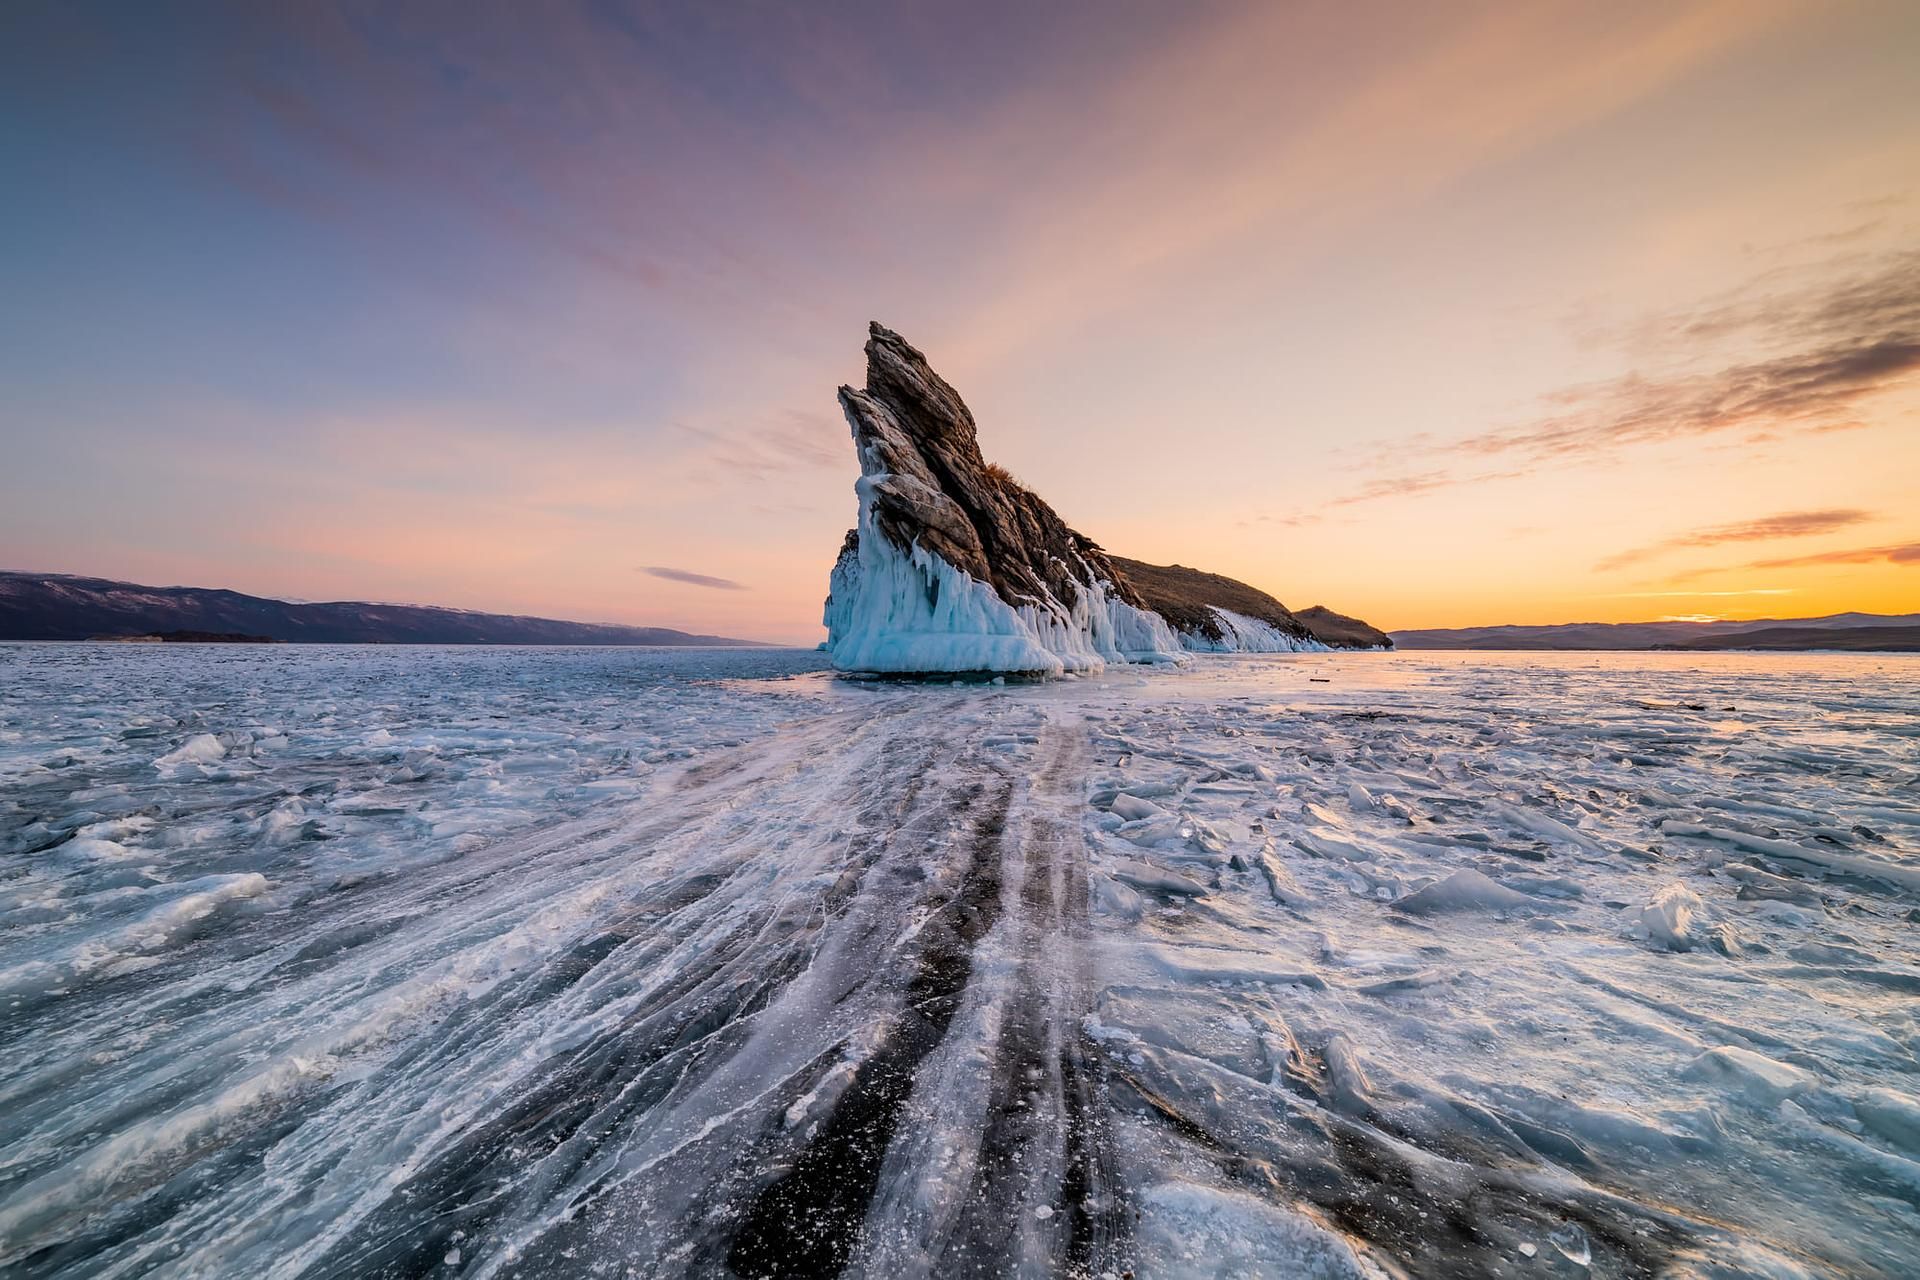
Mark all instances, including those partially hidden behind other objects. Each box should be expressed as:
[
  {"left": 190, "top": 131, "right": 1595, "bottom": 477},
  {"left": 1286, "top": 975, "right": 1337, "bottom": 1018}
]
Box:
[{"left": 822, "top": 324, "right": 1387, "bottom": 674}]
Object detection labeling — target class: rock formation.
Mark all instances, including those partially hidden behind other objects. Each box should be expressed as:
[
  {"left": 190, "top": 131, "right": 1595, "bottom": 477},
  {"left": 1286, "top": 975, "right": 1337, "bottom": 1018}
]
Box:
[
  {"left": 1107, "top": 557, "right": 1320, "bottom": 653},
  {"left": 822, "top": 323, "right": 1388, "bottom": 674},
  {"left": 1292, "top": 605, "right": 1393, "bottom": 650}
]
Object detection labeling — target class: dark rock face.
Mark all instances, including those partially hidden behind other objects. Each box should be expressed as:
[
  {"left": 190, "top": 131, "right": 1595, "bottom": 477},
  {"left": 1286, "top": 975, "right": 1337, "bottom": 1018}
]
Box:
[
  {"left": 839, "top": 324, "right": 1150, "bottom": 619},
  {"left": 823, "top": 323, "right": 1388, "bottom": 673}
]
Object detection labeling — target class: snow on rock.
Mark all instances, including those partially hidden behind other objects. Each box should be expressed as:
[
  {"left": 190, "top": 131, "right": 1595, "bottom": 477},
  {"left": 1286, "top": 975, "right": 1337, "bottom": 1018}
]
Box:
[
  {"left": 823, "top": 523, "right": 1072, "bottom": 675},
  {"left": 1105, "top": 556, "right": 1383, "bottom": 652},
  {"left": 1176, "top": 606, "right": 1327, "bottom": 654}
]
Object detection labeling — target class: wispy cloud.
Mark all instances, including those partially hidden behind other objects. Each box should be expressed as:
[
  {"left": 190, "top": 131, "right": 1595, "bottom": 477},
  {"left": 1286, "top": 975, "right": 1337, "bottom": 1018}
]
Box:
[
  {"left": 1321, "top": 247, "right": 1920, "bottom": 515},
  {"left": 676, "top": 409, "right": 846, "bottom": 483},
  {"left": 1602, "top": 588, "right": 1796, "bottom": 598},
  {"left": 1326, "top": 467, "right": 1527, "bottom": 507},
  {"left": 1655, "top": 540, "right": 1920, "bottom": 584},
  {"left": 1459, "top": 340, "right": 1919, "bottom": 463},
  {"left": 643, "top": 566, "right": 746, "bottom": 591},
  {"left": 1460, "top": 250, "right": 1920, "bottom": 464},
  {"left": 1748, "top": 542, "right": 1920, "bottom": 570},
  {"left": 1596, "top": 507, "right": 1873, "bottom": 572},
  {"left": 1239, "top": 511, "right": 1323, "bottom": 529}
]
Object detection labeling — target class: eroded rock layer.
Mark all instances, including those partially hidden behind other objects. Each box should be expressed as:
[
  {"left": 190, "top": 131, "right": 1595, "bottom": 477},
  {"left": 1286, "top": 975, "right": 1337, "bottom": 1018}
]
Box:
[{"left": 823, "top": 324, "right": 1386, "bottom": 673}]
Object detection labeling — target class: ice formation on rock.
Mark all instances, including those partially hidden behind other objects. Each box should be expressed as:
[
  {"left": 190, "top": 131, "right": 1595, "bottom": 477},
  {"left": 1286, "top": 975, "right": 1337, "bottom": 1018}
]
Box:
[
  {"left": 822, "top": 325, "right": 1392, "bottom": 674},
  {"left": 823, "top": 324, "right": 1186, "bottom": 675},
  {"left": 1173, "top": 606, "right": 1327, "bottom": 654}
]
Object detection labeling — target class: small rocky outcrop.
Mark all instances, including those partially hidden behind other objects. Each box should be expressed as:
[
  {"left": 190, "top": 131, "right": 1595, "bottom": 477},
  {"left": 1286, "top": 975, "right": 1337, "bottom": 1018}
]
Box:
[
  {"left": 822, "top": 324, "right": 1388, "bottom": 674},
  {"left": 1294, "top": 606, "right": 1393, "bottom": 650},
  {"left": 1107, "top": 557, "right": 1318, "bottom": 651}
]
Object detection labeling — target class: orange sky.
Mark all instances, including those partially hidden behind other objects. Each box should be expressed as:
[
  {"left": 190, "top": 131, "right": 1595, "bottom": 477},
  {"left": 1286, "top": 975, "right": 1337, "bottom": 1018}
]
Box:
[{"left": 3, "top": 0, "right": 1917, "bottom": 640}]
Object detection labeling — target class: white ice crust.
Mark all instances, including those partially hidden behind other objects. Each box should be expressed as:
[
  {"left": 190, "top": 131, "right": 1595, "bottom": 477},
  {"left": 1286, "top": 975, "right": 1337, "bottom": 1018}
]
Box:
[
  {"left": 823, "top": 473, "right": 1188, "bottom": 675},
  {"left": 822, "top": 476, "right": 1338, "bottom": 674},
  {"left": 1176, "top": 606, "right": 1328, "bottom": 654}
]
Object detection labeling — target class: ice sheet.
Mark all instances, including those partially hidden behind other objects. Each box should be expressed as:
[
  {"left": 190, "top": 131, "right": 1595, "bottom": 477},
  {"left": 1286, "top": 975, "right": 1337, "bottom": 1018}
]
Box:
[{"left": 2, "top": 644, "right": 1916, "bottom": 1277}]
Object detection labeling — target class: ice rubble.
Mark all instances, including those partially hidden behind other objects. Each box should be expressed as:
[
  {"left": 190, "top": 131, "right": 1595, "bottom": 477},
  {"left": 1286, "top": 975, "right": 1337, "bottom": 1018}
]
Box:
[
  {"left": 1071, "top": 650, "right": 1920, "bottom": 1276},
  {"left": 5, "top": 644, "right": 1919, "bottom": 1278}
]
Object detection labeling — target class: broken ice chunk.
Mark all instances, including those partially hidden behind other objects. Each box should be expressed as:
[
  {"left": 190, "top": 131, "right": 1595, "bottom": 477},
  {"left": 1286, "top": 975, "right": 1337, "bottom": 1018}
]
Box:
[
  {"left": 1619, "top": 883, "right": 1706, "bottom": 952},
  {"left": 1682, "top": 1046, "right": 1816, "bottom": 1106},
  {"left": 1390, "top": 870, "right": 1538, "bottom": 915}
]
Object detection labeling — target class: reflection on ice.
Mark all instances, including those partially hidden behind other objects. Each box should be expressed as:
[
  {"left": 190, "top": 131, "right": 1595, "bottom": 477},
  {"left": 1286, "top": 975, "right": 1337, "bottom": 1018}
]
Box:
[{"left": 1, "top": 644, "right": 1916, "bottom": 1276}]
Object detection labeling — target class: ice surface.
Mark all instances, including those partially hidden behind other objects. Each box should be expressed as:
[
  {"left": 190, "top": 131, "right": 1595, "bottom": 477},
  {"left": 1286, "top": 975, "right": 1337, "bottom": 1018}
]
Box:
[{"left": 2, "top": 644, "right": 1917, "bottom": 1277}]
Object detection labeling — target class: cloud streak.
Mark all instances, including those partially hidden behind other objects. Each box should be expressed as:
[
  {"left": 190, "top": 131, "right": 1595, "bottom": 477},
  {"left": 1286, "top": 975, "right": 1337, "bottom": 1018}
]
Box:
[
  {"left": 676, "top": 409, "right": 846, "bottom": 483},
  {"left": 1326, "top": 467, "right": 1528, "bottom": 507},
  {"left": 1458, "top": 339, "right": 1920, "bottom": 463},
  {"left": 1602, "top": 588, "right": 1796, "bottom": 598},
  {"left": 1322, "top": 247, "right": 1920, "bottom": 516},
  {"left": 1459, "top": 251, "right": 1920, "bottom": 464},
  {"left": 643, "top": 566, "right": 747, "bottom": 591},
  {"left": 1747, "top": 542, "right": 1920, "bottom": 570},
  {"left": 1596, "top": 507, "right": 1874, "bottom": 572},
  {"left": 1655, "top": 540, "right": 1920, "bottom": 585}
]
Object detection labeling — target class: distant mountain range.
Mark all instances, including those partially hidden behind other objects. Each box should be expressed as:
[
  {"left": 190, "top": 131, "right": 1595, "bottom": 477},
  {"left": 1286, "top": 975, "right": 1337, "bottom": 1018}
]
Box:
[
  {"left": 0, "top": 572, "right": 771, "bottom": 646},
  {"left": 1392, "top": 612, "right": 1920, "bottom": 651},
  {"left": 1651, "top": 624, "right": 1920, "bottom": 652}
]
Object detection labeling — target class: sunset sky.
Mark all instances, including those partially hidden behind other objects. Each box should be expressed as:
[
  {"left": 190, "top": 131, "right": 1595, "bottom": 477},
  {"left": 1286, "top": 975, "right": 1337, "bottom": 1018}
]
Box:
[{"left": 3, "top": 0, "right": 1916, "bottom": 643}]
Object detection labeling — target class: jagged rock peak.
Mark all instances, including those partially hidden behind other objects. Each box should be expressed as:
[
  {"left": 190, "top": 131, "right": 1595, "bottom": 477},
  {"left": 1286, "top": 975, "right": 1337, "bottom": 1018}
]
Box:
[
  {"left": 821, "top": 323, "right": 1388, "bottom": 675},
  {"left": 837, "top": 322, "right": 1144, "bottom": 613},
  {"left": 823, "top": 325, "right": 1183, "bottom": 675}
]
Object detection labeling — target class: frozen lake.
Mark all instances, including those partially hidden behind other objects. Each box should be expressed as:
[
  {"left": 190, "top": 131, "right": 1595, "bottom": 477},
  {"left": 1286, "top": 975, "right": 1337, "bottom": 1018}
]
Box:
[{"left": 2, "top": 644, "right": 1917, "bottom": 1277}]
